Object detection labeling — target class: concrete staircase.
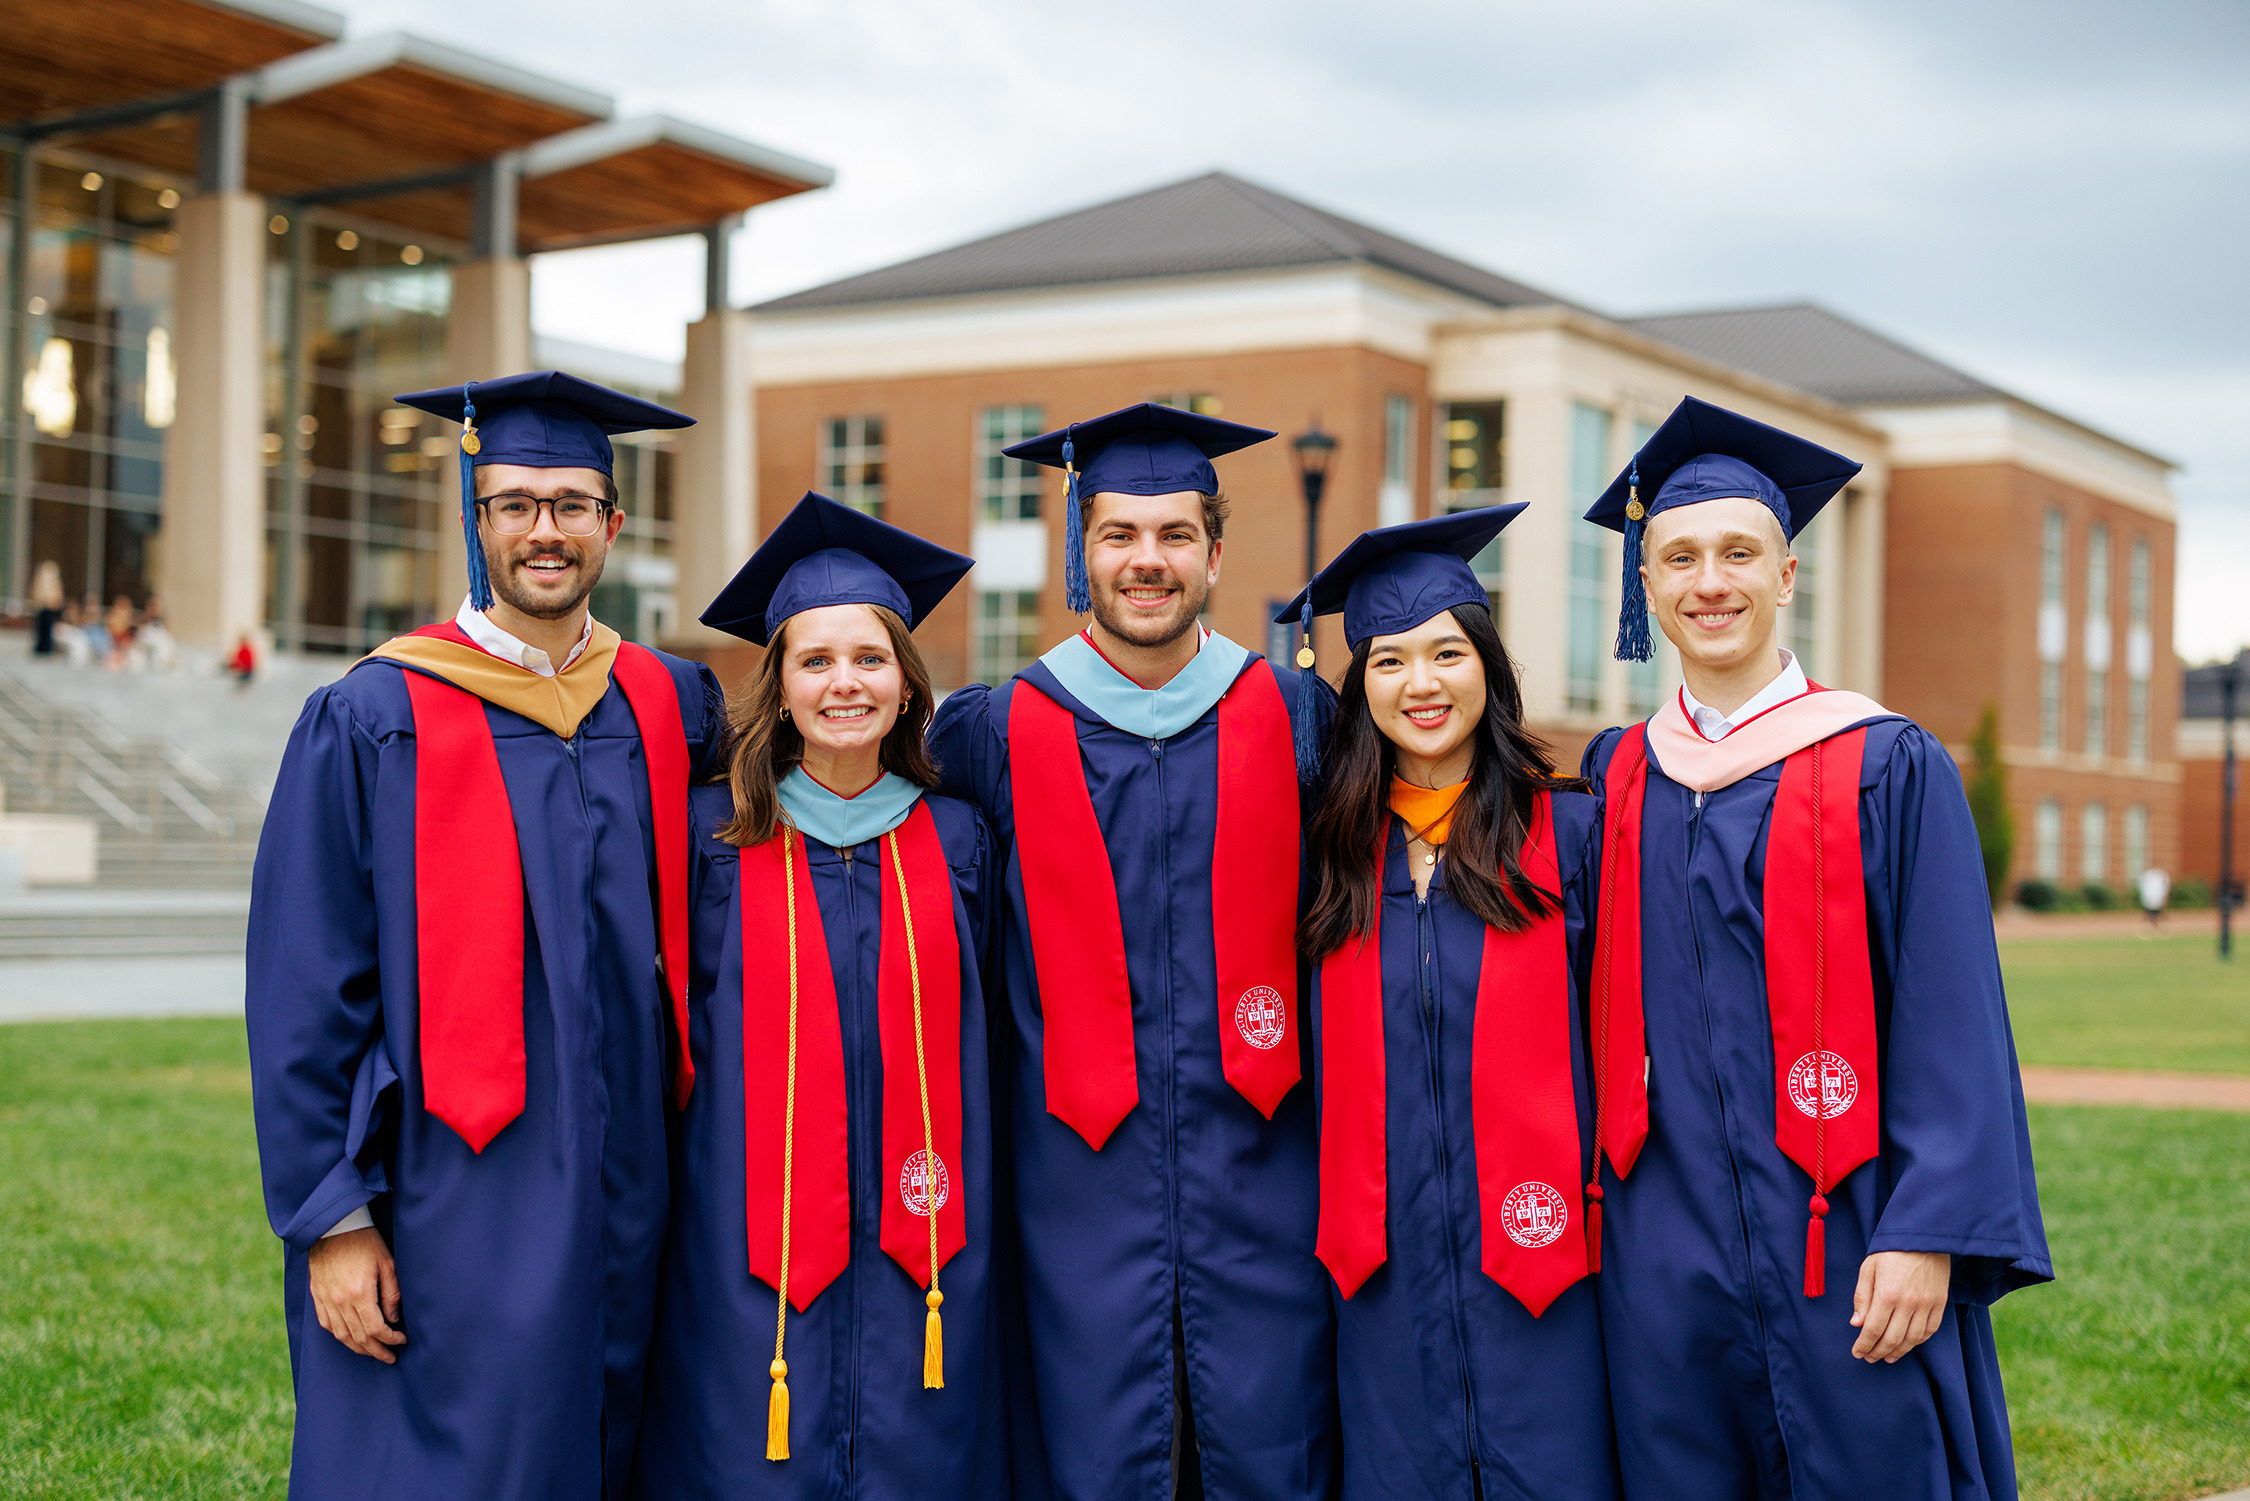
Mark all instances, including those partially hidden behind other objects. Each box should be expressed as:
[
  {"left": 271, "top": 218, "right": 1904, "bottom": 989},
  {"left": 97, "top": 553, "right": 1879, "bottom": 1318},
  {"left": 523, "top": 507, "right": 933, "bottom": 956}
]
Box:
[
  {"left": 0, "top": 633, "right": 349, "bottom": 891},
  {"left": 0, "top": 888, "right": 249, "bottom": 959}
]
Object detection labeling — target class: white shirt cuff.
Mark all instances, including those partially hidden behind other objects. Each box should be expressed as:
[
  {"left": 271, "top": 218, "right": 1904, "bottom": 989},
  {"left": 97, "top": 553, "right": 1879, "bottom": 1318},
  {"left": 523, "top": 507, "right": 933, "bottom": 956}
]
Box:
[{"left": 322, "top": 1205, "right": 375, "bottom": 1239}]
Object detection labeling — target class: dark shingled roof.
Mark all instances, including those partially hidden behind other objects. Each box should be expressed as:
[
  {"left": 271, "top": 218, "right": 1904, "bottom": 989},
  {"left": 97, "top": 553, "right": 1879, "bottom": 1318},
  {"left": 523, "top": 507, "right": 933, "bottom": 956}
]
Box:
[
  {"left": 755, "top": 170, "right": 1572, "bottom": 314},
  {"left": 1625, "top": 303, "right": 2002, "bottom": 406},
  {"left": 2183, "top": 653, "right": 2249, "bottom": 718}
]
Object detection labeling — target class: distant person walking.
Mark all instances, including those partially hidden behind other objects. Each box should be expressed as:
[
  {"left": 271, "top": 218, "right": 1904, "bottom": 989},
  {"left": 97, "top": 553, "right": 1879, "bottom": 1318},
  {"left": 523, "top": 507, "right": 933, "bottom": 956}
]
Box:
[
  {"left": 228, "top": 634, "right": 257, "bottom": 688},
  {"left": 30, "top": 561, "right": 64, "bottom": 656},
  {"left": 78, "top": 593, "right": 110, "bottom": 664}
]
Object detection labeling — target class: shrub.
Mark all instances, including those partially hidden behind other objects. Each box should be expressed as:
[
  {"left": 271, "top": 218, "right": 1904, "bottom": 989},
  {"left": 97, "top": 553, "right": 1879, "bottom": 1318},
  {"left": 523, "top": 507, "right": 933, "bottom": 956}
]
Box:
[
  {"left": 2080, "top": 882, "right": 2118, "bottom": 911},
  {"left": 1965, "top": 706, "right": 2013, "bottom": 911},
  {"left": 2017, "top": 879, "right": 2061, "bottom": 911},
  {"left": 2169, "top": 876, "right": 2214, "bottom": 910}
]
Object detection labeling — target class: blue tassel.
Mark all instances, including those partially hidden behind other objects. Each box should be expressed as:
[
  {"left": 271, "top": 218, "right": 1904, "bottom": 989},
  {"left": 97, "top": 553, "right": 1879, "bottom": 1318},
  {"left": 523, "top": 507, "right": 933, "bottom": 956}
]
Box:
[
  {"left": 1613, "top": 460, "right": 1651, "bottom": 662},
  {"left": 457, "top": 384, "right": 493, "bottom": 612},
  {"left": 1061, "top": 427, "right": 1090, "bottom": 616},
  {"left": 1290, "top": 635, "right": 1323, "bottom": 785}
]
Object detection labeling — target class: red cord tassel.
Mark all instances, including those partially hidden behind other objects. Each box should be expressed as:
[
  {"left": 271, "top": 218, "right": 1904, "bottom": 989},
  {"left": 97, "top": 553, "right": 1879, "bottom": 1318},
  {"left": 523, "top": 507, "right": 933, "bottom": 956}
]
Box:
[
  {"left": 1803, "top": 1194, "right": 1828, "bottom": 1298},
  {"left": 1584, "top": 1182, "right": 1604, "bottom": 1274}
]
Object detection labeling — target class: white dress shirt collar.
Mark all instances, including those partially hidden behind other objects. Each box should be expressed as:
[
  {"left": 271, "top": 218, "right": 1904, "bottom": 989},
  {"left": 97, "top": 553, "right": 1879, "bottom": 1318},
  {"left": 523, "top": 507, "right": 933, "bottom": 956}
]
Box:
[
  {"left": 1678, "top": 648, "right": 1806, "bottom": 741},
  {"left": 454, "top": 596, "right": 594, "bottom": 679}
]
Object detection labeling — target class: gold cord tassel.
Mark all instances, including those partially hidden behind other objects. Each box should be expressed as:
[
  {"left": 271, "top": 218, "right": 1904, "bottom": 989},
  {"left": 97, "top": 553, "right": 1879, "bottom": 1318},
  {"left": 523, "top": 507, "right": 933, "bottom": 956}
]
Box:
[
  {"left": 768, "top": 827, "right": 801, "bottom": 1462},
  {"left": 766, "top": 1358, "right": 790, "bottom": 1460},
  {"left": 889, "top": 827, "right": 946, "bottom": 1392},
  {"left": 924, "top": 1289, "right": 945, "bottom": 1389}
]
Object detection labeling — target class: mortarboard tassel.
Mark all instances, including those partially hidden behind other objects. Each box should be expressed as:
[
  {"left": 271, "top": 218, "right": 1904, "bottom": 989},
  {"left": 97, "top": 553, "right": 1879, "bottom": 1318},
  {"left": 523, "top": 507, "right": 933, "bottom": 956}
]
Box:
[
  {"left": 456, "top": 383, "right": 495, "bottom": 613},
  {"left": 766, "top": 1358, "right": 790, "bottom": 1460},
  {"left": 1291, "top": 629, "right": 1322, "bottom": 785},
  {"left": 1613, "top": 461, "right": 1651, "bottom": 663},
  {"left": 1061, "top": 428, "right": 1091, "bottom": 616},
  {"left": 925, "top": 1289, "right": 945, "bottom": 1389},
  {"left": 1803, "top": 1193, "right": 1827, "bottom": 1298}
]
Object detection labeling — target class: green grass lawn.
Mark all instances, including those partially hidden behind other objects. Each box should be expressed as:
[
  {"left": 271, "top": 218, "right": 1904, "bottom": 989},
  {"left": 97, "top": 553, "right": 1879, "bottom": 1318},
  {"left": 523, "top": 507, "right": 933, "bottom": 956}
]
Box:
[
  {"left": 0, "top": 1019, "right": 289, "bottom": 1500},
  {"left": 3, "top": 937, "right": 2248, "bottom": 1499},
  {"left": 2002, "top": 933, "right": 2250, "bottom": 1075}
]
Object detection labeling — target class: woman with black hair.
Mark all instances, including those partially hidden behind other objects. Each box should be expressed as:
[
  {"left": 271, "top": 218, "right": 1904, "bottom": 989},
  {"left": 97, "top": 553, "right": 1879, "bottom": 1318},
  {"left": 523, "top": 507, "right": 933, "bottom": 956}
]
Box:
[{"left": 1280, "top": 507, "right": 1620, "bottom": 1501}]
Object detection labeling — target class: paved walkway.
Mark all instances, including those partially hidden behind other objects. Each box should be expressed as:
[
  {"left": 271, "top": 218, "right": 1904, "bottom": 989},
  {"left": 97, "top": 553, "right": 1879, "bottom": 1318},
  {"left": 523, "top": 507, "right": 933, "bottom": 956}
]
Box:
[
  {"left": 2020, "top": 1065, "right": 2250, "bottom": 1113},
  {"left": 0, "top": 957, "right": 244, "bottom": 1022}
]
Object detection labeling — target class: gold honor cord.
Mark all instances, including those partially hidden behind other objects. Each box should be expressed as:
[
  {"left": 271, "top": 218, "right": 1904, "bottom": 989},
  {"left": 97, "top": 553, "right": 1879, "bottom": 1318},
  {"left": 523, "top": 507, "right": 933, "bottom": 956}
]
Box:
[
  {"left": 885, "top": 827, "right": 945, "bottom": 1389},
  {"left": 767, "top": 826, "right": 799, "bottom": 1461}
]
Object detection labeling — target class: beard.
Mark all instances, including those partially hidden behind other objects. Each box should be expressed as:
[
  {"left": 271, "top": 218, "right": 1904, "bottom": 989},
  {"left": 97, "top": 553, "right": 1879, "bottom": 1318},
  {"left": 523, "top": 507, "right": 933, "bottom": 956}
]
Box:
[
  {"left": 485, "top": 535, "right": 606, "bottom": 621},
  {"left": 1088, "top": 565, "right": 1210, "bottom": 650}
]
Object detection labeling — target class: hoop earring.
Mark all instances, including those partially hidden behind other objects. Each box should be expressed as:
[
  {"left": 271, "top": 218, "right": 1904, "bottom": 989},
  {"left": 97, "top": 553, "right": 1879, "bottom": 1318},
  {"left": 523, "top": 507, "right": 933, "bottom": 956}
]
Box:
[{"left": 778, "top": 707, "right": 789, "bottom": 722}]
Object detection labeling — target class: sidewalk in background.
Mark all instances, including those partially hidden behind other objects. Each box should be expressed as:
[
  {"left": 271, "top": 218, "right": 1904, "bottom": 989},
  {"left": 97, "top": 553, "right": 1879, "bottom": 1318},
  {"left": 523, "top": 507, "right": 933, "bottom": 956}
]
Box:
[{"left": 0, "top": 957, "right": 244, "bottom": 1022}]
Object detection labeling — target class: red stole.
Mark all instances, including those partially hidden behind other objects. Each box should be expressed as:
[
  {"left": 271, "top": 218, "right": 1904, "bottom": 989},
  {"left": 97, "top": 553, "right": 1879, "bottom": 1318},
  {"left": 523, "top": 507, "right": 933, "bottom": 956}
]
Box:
[
  {"left": 739, "top": 802, "right": 967, "bottom": 1313},
  {"left": 1591, "top": 721, "right": 1880, "bottom": 1297},
  {"left": 1007, "top": 659, "right": 1301, "bottom": 1150},
  {"left": 404, "top": 635, "right": 692, "bottom": 1153},
  {"left": 1316, "top": 792, "right": 1586, "bottom": 1317}
]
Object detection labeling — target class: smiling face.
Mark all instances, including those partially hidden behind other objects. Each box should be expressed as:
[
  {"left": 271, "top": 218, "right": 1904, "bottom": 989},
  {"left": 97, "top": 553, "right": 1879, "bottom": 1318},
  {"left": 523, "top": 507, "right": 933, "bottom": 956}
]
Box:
[
  {"left": 779, "top": 603, "right": 906, "bottom": 764},
  {"left": 1364, "top": 609, "right": 1489, "bottom": 787},
  {"left": 1084, "top": 490, "right": 1220, "bottom": 649},
  {"left": 1641, "top": 494, "right": 1797, "bottom": 676},
  {"left": 476, "top": 463, "right": 623, "bottom": 621}
]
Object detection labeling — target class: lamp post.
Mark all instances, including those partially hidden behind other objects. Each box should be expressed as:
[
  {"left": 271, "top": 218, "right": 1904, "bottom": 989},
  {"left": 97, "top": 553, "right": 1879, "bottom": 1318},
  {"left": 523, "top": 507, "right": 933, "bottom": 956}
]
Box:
[
  {"left": 2222, "top": 652, "right": 2241, "bottom": 960},
  {"left": 1292, "top": 423, "right": 1337, "bottom": 595}
]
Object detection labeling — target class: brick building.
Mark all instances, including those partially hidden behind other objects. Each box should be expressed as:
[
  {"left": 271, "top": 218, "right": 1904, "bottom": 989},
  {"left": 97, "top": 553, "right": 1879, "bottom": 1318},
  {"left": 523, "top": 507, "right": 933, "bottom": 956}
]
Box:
[
  {"left": 2178, "top": 653, "right": 2244, "bottom": 891},
  {"left": 739, "top": 172, "right": 2179, "bottom": 890}
]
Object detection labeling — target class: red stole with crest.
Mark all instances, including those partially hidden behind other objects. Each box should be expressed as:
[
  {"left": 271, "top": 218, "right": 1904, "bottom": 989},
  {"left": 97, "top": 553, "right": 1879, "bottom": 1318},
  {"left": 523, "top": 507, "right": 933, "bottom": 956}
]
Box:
[
  {"left": 1316, "top": 791, "right": 1588, "bottom": 1316},
  {"left": 1007, "top": 658, "right": 1301, "bottom": 1150}
]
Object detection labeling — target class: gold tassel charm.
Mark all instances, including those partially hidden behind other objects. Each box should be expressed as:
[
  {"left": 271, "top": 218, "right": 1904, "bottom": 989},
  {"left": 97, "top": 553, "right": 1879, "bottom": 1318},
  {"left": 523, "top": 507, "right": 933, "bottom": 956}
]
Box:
[
  {"left": 766, "top": 1358, "right": 791, "bottom": 1460},
  {"left": 923, "top": 1289, "right": 945, "bottom": 1389}
]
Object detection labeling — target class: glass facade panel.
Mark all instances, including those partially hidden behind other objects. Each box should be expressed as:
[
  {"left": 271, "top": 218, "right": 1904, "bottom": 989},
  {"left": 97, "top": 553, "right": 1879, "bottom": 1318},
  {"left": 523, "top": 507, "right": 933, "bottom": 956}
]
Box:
[
  {"left": 820, "top": 414, "right": 885, "bottom": 517},
  {"left": 1443, "top": 402, "right": 1506, "bottom": 616},
  {"left": 978, "top": 405, "right": 1043, "bottom": 521},
  {"left": 1567, "top": 403, "right": 1611, "bottom": 713}
]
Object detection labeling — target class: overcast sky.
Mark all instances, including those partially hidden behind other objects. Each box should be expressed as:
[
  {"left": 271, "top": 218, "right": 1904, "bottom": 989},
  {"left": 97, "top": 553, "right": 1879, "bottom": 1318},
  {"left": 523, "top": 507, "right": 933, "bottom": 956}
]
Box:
[{"left": 347, "top": 0, "right": 2249, "bottom": 661}]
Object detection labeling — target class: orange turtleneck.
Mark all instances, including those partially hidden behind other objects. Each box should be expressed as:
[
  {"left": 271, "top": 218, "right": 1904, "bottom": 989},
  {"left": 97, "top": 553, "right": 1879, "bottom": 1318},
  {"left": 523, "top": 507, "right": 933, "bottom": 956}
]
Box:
[{"left": 1389, "top": 775, "right": 1469, "bottom": 846}]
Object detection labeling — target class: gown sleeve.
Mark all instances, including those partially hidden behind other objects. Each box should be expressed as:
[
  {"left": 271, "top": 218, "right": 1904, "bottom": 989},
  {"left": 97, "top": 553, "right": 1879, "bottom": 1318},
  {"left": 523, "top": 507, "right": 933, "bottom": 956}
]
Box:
[
  {"left": 1861, "top": 725, "right": 2053, "bottom": 1302},
  {"left": 691, "top": 663, "right": 730, "bottom": 782},
  {"left": 245, "top": 687, "right": 397, "bottom": 1253},
  {"left": 930, "top": 683, "right": 1002, "bottom": 812}
]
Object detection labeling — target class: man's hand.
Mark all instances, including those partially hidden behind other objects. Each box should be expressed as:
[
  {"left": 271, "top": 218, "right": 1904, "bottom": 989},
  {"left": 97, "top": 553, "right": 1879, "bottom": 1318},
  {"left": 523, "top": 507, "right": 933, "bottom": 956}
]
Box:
[
  {"left": 1849, "top": 1250, "right": 1950, "bottom": 1363},
  {"left": 307, "top": 1226, "right": 406, "bottom": 1364}
]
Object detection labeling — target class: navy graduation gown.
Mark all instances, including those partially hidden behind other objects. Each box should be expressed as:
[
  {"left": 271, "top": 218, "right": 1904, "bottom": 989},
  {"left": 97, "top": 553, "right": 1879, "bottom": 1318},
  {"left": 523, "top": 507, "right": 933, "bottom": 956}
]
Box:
[
  {"left": 1580, "top": 718, "right": 2049, "bottom": 1501},
  {"left": 635, "top": 787, "right": 1005, "bottom": 1499},
  {"left": 930, "top": 653, "right": 1339, "bottom": 1501},
  {"left": 246, "top": 651, "right": 724, "bottom": 1501},
  {"left": 1314, "top": 792, "right": 1621, "bottom": 1501}
]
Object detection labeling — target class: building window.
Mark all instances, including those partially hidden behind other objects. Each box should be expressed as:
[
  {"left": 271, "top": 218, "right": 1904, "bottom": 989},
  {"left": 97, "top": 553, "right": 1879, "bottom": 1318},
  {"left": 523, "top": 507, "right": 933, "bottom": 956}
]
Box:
[
  {"left": 1625, "top": 418, "right": 1660, "bottom": 716},
  {"left": 2041, "top": 510, "right": 2067, "bottom": 606},
  {"left": 973, "top": 589, "right": 1040, "bottom": 686},
  {"left": 2040, "top": 662, "right": 2062, "bottom": 752},
  {"left": 1152, "top": 392, "right": 1223, "bottom": 416},
  {"left": 978, "top": 405, "right": 1043, "bottom": 521},
  {"left": 1567, "top": 403, "right": 1612, "bottom": 714},
  {"left": 2124, "top": 804, "right": 2149, "bottom": 880},
  {"left": 2129, "top": 535, "right": 2150, "bottom": 626},
  {"left": 1380, "top": 393, "right": 1415, "bottom": 527},
  {"left": 2127, "top": 534, "right": 2151, "bottom": 763},
  {"left": 2035, "top": 800, "right": 2063, "bottom": 881},
  {"left": 2128, "top": 678, "right": 2148, "bottom": 763},
  {"left": 1445, "top": 402, "right": 1505, "bottom": 495},
  {"left": 820, "top": 415, "right": 885, "bottom": 517},
  {"left": 2085, "top": 667, "right": 2107, "bottom": 758},
  {"left": 2080, "top": 802, "right": 2108, "bottom": 886},
  {"left": 1789, "top": 510, "right": 1818, "bottom": 674}
]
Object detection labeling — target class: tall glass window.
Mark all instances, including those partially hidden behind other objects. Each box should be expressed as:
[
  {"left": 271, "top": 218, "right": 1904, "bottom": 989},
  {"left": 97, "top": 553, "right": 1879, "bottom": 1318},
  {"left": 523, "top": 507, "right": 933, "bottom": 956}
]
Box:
[
  {"left": 973, "top": 589, "right": 1039, "bottom": 686},
  {"left": 1380, "top": 393, "right": 1414, "bottom": 527},
  {"left": 2084, "top": 670, "right": 2107, "bottom": 759},
  {"left": 2128, "top": 536, "right": 2151, "bottom": 762},
  {"left": 2080, "top": 802, "right": 2108, "bottom": 885},
  {"left": 1444, "top": 402, "right": 1507, "bottom": 621},
  {"left": 978, "top": 405, "right": 1043, "bottom": 521},
  {"left": 2041, "top": 511, "right": 2067, "bottom": 605},
  {"left": 1789, "top": 514, "right": 1819, "bottom": 669},
  {"left": 266, "top": 219, "right": 454, "bottom": 652},
  {"left": 2035, "top": 799, "right": 2063, "bottom": 880},
  {"left": 6, "top": 150, "right": 178, "bottom": 609},
  {"left": 820, "top": 415, "right": 885, "bottom": 517},
  {"left": 2040, "top": 663, "right": 2062, "bottom": 751},
  {"left": 2085, "top": 522, "right": 2110, "bottom": 757},
  {"left": 2124, "top": 804, "right": 2149, "bottom": 880},
  {"left": 1567, "top": 403, "right": 1612, "bottom": 714}
]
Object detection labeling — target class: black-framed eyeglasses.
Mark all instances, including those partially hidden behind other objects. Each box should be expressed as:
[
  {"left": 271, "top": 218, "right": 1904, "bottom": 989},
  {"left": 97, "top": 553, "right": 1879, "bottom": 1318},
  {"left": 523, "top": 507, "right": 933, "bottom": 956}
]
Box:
[{"left": 477, "top": 492, "right": 613, "bottom": 537}]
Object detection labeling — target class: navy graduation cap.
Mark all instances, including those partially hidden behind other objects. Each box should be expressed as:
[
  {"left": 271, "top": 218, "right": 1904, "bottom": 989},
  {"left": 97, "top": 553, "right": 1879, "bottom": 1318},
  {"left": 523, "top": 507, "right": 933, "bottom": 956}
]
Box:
[
  {"left": 395, "top": 370, "right": 695, "bottom": 612},
  {"left": 1583, "top": 396, "right": 1862, "bottom": 663},
  {"left": 700, "top": 491, "right": 973, "bottom": 647},
  {"left": 1274, "top": 504, "right": 1524, "bottom": 649},
  {"left": 1004, "top": 402, "right": 1276, "bottom": 615}
]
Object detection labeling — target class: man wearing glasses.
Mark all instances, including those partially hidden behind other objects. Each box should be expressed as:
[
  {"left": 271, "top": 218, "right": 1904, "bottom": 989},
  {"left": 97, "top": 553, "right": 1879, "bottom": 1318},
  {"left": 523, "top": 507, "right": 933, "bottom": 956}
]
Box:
[{"left": 246, "top": 372, "right": 727, "bottom": 1500}]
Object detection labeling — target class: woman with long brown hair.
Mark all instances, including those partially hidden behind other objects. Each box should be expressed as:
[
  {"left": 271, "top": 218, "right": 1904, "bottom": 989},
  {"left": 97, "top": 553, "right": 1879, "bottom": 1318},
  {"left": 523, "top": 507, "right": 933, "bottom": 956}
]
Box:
[
  {"left": 635, "top": 492, "right": 1006, "bottom": 1500},
  {"left": 1280, "top": 507, "right": 1619, "bottom": 1501}
]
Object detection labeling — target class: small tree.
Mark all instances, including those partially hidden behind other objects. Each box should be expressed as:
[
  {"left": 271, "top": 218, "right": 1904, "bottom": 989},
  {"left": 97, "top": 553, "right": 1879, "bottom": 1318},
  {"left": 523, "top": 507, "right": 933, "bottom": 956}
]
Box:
[{"left": 1966, "top": 704, "right": 2014, "bottom": 911}]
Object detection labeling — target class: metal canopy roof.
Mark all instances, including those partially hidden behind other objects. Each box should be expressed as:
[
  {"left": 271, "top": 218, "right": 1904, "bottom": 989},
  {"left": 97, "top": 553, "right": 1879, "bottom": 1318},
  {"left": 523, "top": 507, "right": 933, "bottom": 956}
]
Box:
[{"left": 4, "top": 0, "right": 830, "bottom": 253}]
